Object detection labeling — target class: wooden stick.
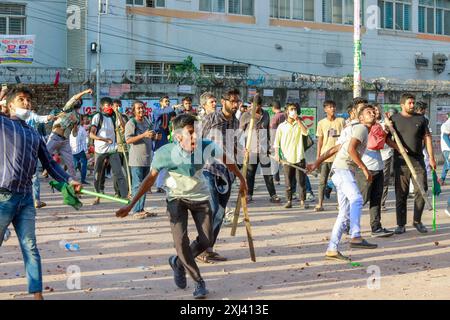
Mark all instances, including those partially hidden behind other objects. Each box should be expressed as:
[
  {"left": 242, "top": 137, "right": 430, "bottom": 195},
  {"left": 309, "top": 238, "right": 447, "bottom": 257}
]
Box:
[
  {"left": 270, "top": 155, "right": 318, "bottom": 177},
  {"left": 114, "top": 110, "right": 132, "bottom": 196},
  {"left": 240, "top": 193, "right": 256, "bottom": 262},
  {"left": 230, "top": 94, "right": 257, "bottom": 262},
  {"left": 384, "top": 113, "right": 432, "bottom": 210}
]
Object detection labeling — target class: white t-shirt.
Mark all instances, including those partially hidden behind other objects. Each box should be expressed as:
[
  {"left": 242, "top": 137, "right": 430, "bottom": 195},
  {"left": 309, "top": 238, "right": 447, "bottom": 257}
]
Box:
[
  {"left": 441, "top": 119, "right": 450, "bottom": 152},
  {"left": 69, "top": 126, "right": 88, "bottom": 155},
  {"left": 332, "top": 124, "right": 369, "bottom": 171},
  {"left": 91, "top": 113, "right": 118, "bottom": 154}
]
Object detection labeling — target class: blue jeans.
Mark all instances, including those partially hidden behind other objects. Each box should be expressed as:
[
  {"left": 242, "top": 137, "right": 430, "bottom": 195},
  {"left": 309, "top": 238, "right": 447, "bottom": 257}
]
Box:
[
  {"left": 32, "top": 171, "right": 40, "bottom": 202},
  {"left": 328, "top": 169, "right": 363, "bottom": 251},
  {"left": 305, "top": 175, "right": 312, "bottom": 194},
  {"left": 203, "top": 171, "right": 232, "bottom": 247},
  {"left": 73, "top": 151, "right": 88, "bottom": 183},
  {"left": 441, "top": 151, "right": 450, "bottom": 181},
  {"left": 0, "top": 191, "right": 42, "bottom": 293},
  {"left": 131, "top": 166, "right": 150, "bottom": 213}
]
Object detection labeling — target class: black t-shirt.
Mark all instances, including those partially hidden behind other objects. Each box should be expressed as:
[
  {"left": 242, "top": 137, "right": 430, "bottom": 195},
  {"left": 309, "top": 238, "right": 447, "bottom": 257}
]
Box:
[{"left": 390, "top": 112, "right": 430, "bottom": 160}]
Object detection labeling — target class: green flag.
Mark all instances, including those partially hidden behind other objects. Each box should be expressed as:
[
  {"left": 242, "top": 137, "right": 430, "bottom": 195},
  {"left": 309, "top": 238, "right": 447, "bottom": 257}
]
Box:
[{"left": 49, "top": 181, "right": 83, "bottom": 210}]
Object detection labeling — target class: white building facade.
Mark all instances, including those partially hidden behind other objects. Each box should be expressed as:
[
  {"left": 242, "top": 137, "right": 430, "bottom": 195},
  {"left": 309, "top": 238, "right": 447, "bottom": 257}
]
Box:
[{"left": 1, "top": 0, "right": 450, "bottom": 135}]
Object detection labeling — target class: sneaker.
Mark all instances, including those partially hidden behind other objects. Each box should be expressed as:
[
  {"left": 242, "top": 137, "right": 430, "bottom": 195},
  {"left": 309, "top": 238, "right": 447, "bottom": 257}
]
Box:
[
  {"left": 394, "top": 225, "right": 406, "bottom": 234},
  {"left": 381, "top": 206, "right": 387, "bottom": 212},
  {"left": 157, "top": 188, "right": 165, "bottom": 193},
  {"left": 413, "top": 222, "right": 428, "bottom": 234},
  {"left": 222, "top": 213, "right": 244, "bottom": 226},
  {"left": 247, "top": 195, "right": 253, "bottom": 203},
  {"left": 324, "top": 186, "right": 332, "bottom": 199},
  {"left": 371, "top": 228, "right": 394, "bottom": 238},
  {"left": 306, "top": 192, "right": 315, "bottom": 202},
  {"left": 168, "top": 256, "right": 186, "bottom": 289},
  {"left": 81, "top": 181, "right": 89, "bottom": 185},
  {"left": 193, "top": 280, "right": 209, "bottom": 299},
  {"left": 270, "top": 195, "right": 281, "bottom": 203},
  {"left": 325, "top": 250, "right": 350, "bottom": 261},
  {"left": 349, "top": 239, "right": 378, "bottom": 249},
  {"left": 284, "top": 201, "right": 292, "bottom": 209}
]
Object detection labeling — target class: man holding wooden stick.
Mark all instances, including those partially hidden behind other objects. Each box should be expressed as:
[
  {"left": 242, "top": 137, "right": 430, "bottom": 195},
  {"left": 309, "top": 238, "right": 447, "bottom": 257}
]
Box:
[
  {"left": 389, "top": 93, "right": 436, "bottom": 234},
  {"left": 273, "top": 103, "right": 310, "bottom": 209},
  {"left": 199, "top": 88, "right": 244, "bottom": 263}
]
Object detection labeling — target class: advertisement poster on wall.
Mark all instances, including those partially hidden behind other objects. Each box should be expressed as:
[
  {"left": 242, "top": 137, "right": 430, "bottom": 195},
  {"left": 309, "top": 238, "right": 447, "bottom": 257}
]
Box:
[
  {"left": 301, "top": 107, "right": 317, "bottom": 137},
  {"left": 0, "top": 35, "right": 35, "bottom": 64},
  {"left": 80, "top": 99, "right": 178, "bottom": 116}
]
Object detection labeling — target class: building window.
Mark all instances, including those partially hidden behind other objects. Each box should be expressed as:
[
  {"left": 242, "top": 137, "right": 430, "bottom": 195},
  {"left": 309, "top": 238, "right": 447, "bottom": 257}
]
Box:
[
  {"left": 322, "top": 0, "right": 357, "bottom": 25},
  {"left": 0, "top": 3, "right": 26, "bottom": 35},
  {"left": 379, "top": 0, "right": 411, "bottom": 31},
  {"left": 126, "top": 0, "right": 165, "bottom": 7},
  {"left": 135, "top": 61, "right": 181, "bottom": 83},
  {"left": 199, "top": 0, "right": 254, "bottom": 15},
  {"left": 419, "top": 0, "right": 450, "bottom": 35},
  {"left": 201, "top": 64, "right": 248, "bottom": 76},
  {"left": 270, "top": 0, "right": 314, "bottom": 21}
]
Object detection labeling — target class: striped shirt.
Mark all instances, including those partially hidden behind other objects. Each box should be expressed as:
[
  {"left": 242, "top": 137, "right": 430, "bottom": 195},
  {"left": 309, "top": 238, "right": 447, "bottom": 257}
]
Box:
[
  {"left": 202, "top": 110, "right": 242, "bottom": 183},
  {"left": 0, "top": 114, "right": 70, "bottom": 193}
]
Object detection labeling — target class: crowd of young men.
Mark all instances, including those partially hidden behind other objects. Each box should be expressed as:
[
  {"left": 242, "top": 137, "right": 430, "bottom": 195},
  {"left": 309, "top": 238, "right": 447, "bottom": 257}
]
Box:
[{"left": 0, "top": 85, "right": 442, "bottom": 299}]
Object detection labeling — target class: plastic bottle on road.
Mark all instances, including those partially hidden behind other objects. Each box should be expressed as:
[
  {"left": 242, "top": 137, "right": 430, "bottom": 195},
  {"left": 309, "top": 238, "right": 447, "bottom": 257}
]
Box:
[
  {"left": 87, "top": 226, "right": 102, "bottom": 236},
  {"left": 59, "top": 240, "right": 80, "bottom": 251}
]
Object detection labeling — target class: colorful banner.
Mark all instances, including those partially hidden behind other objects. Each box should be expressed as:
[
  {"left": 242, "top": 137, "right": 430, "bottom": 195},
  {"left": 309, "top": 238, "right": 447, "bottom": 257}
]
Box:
[
  {"left": 382, "top": 104, "right": 401, "bottom": 113},
  {"left": 0, "top": 35, "right": 35, "bottom": 64},
  {"left": 80, "top": 99, "right": 178, "bottom": 117},
  {"left": 301, "top": 107, "right": 317, "bottom": 136}
]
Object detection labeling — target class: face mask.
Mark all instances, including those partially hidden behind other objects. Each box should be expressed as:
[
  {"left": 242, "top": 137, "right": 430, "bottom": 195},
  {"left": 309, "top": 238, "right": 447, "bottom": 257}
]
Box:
[
  {"left": 103, "top": 106, "right": 113, "bottom": 116},
  {"left": 15, "top": 106, "right": 31, "bottom": 120},
  {"left": 288, "top": 110, "right": 297, "bottom": 119}
]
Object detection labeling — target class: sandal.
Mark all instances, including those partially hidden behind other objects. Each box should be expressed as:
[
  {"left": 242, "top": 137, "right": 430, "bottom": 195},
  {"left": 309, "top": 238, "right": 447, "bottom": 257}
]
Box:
[
  {"left": 206, "top": 251, "right": 228, "bottom": 261},
  {"left": 195, "top": 252, "right": 213, "bottom": 264},
  {"left": 315, "top": 206, "right": 324, "bottom": 212},
  {"left": 132, "top": 212, "right": 148, "bottom": 220},
  {"left": 144, "top": 211, "right": 157, "bottom": 218}
]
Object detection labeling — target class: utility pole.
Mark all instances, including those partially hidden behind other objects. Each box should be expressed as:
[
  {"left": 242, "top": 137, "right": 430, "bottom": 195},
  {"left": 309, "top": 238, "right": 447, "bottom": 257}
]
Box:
[
  {"left": 96, "top": 0, "right": 108, "bottom": 110},
  {"left": 353, "top": 0, "right": 362, "bottom": 98}
]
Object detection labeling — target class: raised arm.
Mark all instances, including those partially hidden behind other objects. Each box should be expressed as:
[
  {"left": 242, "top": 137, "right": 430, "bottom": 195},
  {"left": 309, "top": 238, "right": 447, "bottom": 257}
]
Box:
[{"left": 63, "top": 88, "right": 93, "bottom": 112}]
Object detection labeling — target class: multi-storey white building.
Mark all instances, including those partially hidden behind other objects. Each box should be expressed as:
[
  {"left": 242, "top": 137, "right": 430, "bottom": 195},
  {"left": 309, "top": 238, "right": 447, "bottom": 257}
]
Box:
[{"left": 1, "top": 0, "right": 449, "bottom": 133}]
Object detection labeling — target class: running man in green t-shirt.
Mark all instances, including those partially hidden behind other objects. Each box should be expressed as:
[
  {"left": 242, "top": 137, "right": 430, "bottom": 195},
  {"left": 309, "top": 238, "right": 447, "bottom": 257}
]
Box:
[{"left": 115, "top": 114, "right": 247, "bottom": 299}]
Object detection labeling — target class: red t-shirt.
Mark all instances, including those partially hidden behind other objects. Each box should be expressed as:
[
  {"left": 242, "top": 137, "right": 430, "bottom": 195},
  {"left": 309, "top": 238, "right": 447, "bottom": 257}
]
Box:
[{"left": 367, "top": 122, "right": 386, "bottom": 150}]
